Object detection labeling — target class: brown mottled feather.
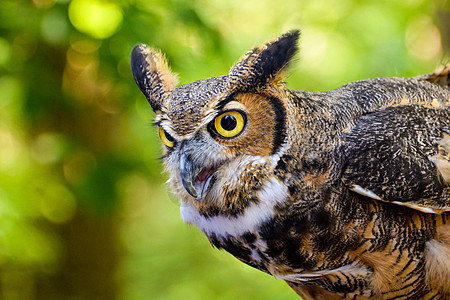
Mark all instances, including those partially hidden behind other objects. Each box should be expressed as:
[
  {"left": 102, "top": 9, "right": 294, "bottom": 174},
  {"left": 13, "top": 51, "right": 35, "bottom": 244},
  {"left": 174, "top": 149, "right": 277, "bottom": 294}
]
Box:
[{"left": 131, "top": 32, "right": 450, "bottom": 299}]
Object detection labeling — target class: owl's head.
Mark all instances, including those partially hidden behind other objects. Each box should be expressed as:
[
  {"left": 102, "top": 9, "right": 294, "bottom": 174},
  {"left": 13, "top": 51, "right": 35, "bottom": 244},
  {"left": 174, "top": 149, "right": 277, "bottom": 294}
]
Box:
[{"left": 131, "top": 31, "right": 299, "bottom": 212}]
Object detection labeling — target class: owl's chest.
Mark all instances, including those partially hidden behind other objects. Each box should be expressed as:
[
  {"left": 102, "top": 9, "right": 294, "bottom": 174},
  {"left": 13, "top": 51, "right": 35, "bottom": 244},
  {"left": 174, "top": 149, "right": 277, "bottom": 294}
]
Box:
[
  {"left": 179, "top": 176, "right": 348, "bottom": 272},
  {"left": 207, "top": 219, "right": 326, "bottom": 279},
  {"left": 180, "top": 194, "right": 306, "bottom": 274}
]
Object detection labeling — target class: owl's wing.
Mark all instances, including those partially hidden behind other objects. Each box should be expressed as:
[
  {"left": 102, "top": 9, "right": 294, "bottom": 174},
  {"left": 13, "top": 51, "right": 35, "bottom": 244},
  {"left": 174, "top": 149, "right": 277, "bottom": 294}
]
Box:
[{"left": 341, "top": 105, "right": 450, "bottom": 213}]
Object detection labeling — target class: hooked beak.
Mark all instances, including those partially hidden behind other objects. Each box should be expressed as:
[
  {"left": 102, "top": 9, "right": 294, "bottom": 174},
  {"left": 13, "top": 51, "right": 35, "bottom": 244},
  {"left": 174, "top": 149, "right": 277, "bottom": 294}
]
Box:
[{"left": 179, "top": 153, "right": 217, "bottom": 201}]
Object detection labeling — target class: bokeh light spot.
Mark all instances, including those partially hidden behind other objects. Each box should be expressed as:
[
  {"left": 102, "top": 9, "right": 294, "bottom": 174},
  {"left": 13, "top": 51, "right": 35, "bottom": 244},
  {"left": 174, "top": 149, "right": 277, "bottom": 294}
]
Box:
[
  {"left": 41, "top": 11, "right": 68, "bottom": 44},
  {"left": 39, "top": 184, "right": 77, "bottom": 224},
  {"left": 0, "top": 38, "right": 11, "bottom": 66},
  {"left": 31, "top": 133, "right": 64, "bottom": 165},
  {"left": 300, "top": 28, "right": 328, "bottom": 68},
  {"left": 68, "top": 0, "right": 123, "bottom": 39},
  {"left": 0, "top": 76, "right": 22, "bottom": 110},
  {"left": 33, "top": 0, "right": 56, "bottom": 9},
  {"left": 0, "top": 128, "right": 23, "bottom": 171},
  {"left": 406, "top": 15, "right": 442, "bottom": 60},
  {"left": 63, "top": 151, "right": 97, "bottom": 185},
  {"left": 70, "top": 38, "right": 102, "bottom": 54},
  {"left": 0, "top": 188, "right": 15, "bottom": 219}
]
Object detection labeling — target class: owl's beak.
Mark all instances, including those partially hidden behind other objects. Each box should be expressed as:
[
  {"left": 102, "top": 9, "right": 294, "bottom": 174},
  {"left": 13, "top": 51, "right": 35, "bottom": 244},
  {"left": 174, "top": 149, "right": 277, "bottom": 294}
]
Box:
[{"left": 179, "top": 153, "right": 216, "bottom": 201}]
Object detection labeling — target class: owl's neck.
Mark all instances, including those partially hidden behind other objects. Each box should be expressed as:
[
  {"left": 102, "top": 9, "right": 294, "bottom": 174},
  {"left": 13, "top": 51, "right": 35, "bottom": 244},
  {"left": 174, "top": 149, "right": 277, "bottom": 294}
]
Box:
[{"left": 180, "top": 173, "right": 289, "bottom": 240}]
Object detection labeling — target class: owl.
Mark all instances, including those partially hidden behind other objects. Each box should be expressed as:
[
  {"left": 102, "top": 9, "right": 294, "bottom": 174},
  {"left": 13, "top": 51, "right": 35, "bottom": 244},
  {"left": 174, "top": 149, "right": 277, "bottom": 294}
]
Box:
[{"left": 130, "top": 31, "right": 450, "bottom": 299}]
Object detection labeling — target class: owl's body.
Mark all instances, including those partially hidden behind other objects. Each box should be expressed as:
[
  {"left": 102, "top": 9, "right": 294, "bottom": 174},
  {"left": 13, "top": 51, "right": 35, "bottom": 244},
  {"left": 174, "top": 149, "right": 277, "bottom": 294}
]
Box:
[{"left": 131, "top": 32, "right": 450, "bottom": 299}]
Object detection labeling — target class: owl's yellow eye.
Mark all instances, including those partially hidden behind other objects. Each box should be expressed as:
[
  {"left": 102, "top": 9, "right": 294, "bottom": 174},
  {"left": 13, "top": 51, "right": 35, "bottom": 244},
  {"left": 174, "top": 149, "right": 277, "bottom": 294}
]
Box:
[
  {"left": 159, "top": 127, "right": 175, "bottom": 147},
  {"left": 213, "top": 111, "right": 246, "bottom": 138}
]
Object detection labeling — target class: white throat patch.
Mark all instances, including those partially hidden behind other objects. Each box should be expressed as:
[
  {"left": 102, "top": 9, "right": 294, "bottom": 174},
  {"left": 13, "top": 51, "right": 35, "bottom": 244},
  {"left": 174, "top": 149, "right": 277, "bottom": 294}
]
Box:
[{"left": 180, "top": 176, "right": 288, "bottom": 239}]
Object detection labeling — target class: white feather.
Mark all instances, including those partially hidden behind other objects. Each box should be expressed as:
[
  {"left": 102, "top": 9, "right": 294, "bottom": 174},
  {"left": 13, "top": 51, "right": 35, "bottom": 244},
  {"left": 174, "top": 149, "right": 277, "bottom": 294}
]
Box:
[
  {"left": 180, "top": 176, "right": 288, "bottom": 239},
  {"left": 274, "top": 264, "right": 367, "bottom": 283},
  {"left": 250, "top": 249, "right": 262, "bottom": 262},
  {"left": 392, "top": 201, "right": 437, "bottom": 214},
  {"left": 350, "top": 184, "right": 382, "bottom": 200}
]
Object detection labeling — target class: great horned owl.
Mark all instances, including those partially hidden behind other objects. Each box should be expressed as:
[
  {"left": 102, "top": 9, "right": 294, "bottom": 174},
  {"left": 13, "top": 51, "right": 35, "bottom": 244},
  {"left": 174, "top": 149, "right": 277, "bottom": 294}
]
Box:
[{"left": 130, "top": 31, "right": 450, "bottom": 299}]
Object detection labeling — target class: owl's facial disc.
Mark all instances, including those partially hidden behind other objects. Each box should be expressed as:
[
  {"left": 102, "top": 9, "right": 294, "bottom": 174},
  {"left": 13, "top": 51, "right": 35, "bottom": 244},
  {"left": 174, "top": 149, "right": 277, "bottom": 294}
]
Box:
[{"left": 179, "top": 153, "right": 218, "bottom": 201}]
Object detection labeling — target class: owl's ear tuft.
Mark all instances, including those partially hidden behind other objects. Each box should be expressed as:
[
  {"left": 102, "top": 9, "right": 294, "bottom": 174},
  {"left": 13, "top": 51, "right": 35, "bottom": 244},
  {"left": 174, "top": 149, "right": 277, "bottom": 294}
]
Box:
[
  {"left": 229, "top": 30, "right": 300, "bottom": 90},
  {"left": 131, "top": 44, "right": 178, "bottom": 111}
]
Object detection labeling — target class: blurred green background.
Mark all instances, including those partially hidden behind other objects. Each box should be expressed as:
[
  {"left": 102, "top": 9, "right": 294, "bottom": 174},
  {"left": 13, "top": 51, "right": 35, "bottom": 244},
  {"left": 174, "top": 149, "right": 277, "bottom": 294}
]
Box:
[{"left": 0, "top": 0, "right": 448, "bottom": 299}]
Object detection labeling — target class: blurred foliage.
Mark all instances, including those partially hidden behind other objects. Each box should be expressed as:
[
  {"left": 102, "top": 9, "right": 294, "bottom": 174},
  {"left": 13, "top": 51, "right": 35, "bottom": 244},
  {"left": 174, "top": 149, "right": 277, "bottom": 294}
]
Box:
[{"left": 0, "top": 0, "right": 448, "bottom": 299}]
